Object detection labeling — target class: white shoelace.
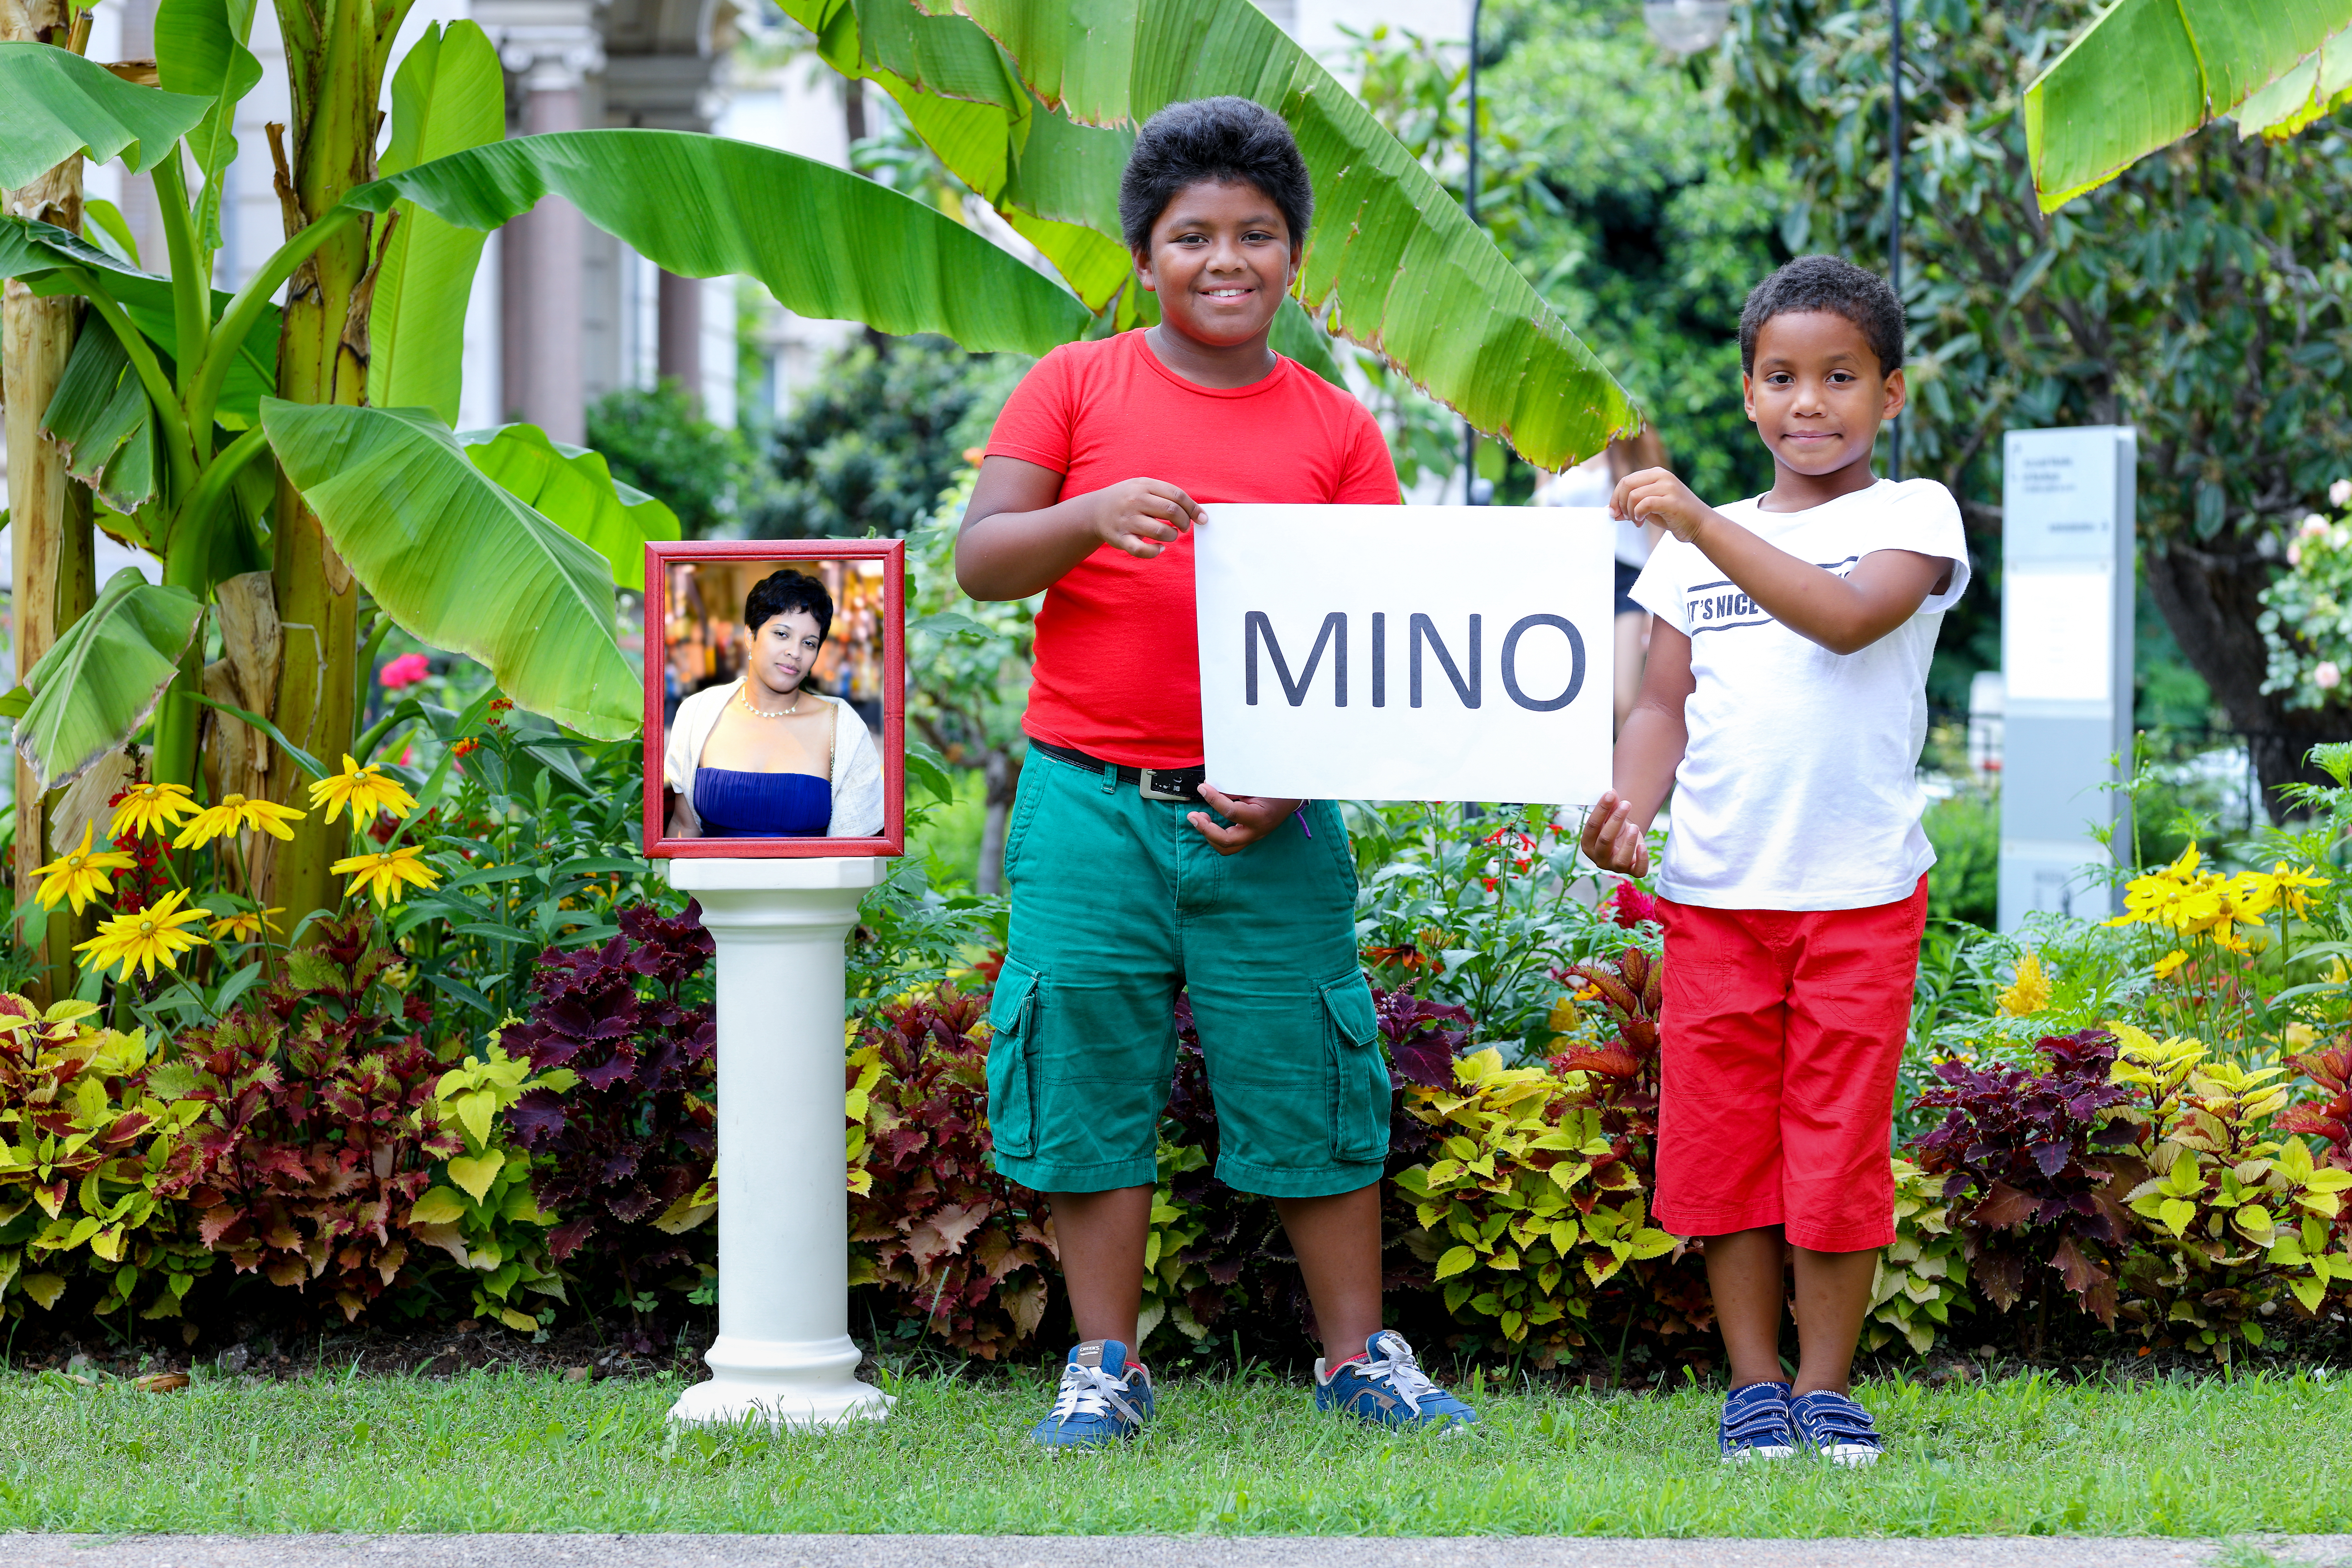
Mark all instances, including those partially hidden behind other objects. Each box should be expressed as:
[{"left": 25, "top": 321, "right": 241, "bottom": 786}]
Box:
[
  {"left": 1355, "top": 1338, "right": 1441, "bottom": 1417},
  {"left": 1049, "top": 1361, "right": 1144, "bottom": 1427}
]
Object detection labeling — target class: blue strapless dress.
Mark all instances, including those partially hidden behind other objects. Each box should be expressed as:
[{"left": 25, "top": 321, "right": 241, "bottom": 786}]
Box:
[{"left": 694, "top": 768, "right": 831, "bottom": 837}]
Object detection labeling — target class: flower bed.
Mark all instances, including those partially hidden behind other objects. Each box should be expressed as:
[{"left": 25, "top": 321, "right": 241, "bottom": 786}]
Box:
[{"left": 10, "top": 710, "right": 2352, "bottom": 1373}]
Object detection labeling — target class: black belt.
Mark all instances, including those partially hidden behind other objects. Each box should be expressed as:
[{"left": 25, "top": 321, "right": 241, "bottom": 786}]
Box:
[{"left": 1029, "top": 740, "right": 1206, "bottom": 803}]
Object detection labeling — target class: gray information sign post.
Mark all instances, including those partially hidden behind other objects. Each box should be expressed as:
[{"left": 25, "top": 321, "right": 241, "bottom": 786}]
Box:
[{"left": 1998, "top": 426, "right": 2137, "bottom": 931}]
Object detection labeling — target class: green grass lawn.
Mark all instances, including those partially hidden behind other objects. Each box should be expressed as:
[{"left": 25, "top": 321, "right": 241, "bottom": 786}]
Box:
[{"left": 1, "top": 1364, "right": 2347, "bottom": 1536}]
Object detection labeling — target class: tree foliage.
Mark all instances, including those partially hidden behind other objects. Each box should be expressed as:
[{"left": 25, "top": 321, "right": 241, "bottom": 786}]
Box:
[
  {"left": 756, "top": 336, "right": 1023, "bottom": 539},
  {"left": 1723, "top": 0, "right": 2352, "bottom": 805},
  {"left": 586, "top": 381, "right": 767, "bottom": 541},
  {"left": 1418, "top": 5, "right": 1787, "bottom": 505}
]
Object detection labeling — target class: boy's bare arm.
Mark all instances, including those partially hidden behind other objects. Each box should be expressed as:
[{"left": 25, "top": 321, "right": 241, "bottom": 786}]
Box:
[
  {"left": 1612, "top": 468, "right": 1950, "bottom": 656},
  {"left": 1580, "top": 626, "right": 1694, "bottom": 877},
  {"left": 955, "top": 455, "right": 1204, "bottom": 602}
]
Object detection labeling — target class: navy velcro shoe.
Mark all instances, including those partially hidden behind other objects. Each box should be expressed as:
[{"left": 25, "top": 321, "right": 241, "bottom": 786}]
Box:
[
  {"left": 1718, "top": 1380, "right": 1796, "bottom": 1462},
  {"left": 1790, "top": 1387, "right": 1883, "bottom": 1466},
  {"left": 1314, "top": 1330, "right": 1479, "bottom": 1431},
  {"left": 1029, "top": 1340, "right": 1153, "bottom": 1450}
]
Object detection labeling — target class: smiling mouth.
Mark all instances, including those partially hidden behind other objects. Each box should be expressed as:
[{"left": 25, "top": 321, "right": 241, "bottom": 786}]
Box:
[{"left": 1202, "top": 287, "right": 1253, "bottom": 298}]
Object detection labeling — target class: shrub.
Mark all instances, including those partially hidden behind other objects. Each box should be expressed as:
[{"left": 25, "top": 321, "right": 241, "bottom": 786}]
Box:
[
  {"left": 0, "top": 996, "right": 209, "bottom": 1324},
  {"left": 1924, "top": 790, "right": 1998, "bottom": 929},
  {"left": 160, "top": 914, "right": 500, "bottom": 1322},
  {"left": 1909, "top": 1028, "right": 2142, "bottom": 1336},
  {"left": 2279, "top": 1040, "right": 2352, "bottom": 1174},
  {"left": 1352, "top": 804, "right": 1647, "bottom": 1058},
  {"left": 586, "top": 379, "right": 769, "bottom": 540},
  {"left": 2109, "top": 1026, "right": 2352, "bottom": 1356},
  {"left": 1391, "top": 1043, "right": 1675, "bottom": 1362},
  {"left": 848, "top": 985, "right": 1054, "bottom": 1358},
  {"left": 503, "top": 902, "right": 720, "bottom": 1329},
  {"left": 1863, "top": 1157, "right": 1972, "bottom": 1355}
]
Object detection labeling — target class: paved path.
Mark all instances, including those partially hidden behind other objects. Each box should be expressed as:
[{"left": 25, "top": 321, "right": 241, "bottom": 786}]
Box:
[{"left": 5, "top": 1538, "right": 2348, "bottom": 1568}]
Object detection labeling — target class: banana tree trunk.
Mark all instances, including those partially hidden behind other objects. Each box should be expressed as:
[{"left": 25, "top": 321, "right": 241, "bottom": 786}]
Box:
[
  {"left": 260, "top": 0, "right": 385, "bottom": 927},
  {"left": 3, "top": 0, "right": 96, "bottom": 1002}
]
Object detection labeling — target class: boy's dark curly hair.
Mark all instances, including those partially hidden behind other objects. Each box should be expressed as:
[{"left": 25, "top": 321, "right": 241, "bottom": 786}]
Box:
[
  {"left": 1118, "top": 96, "right": 1312, "bottom": 255},
  {"left": 1737, "top": 254, "right": 1904, "bottom": 378},
  {"left": 744, "top": 568, "right": 832, "bottom": 643}
]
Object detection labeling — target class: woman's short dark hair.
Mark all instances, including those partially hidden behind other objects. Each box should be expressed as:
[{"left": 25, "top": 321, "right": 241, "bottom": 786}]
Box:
[
  {"left": 1738, "top": 254, "right": 1905, "bottom": 378},
  {"left": 1119, "top": 96, "right": 1312, "bottom": 255},
  {"left": 744, "top": 569, "right": 832, "bottom": 644}
]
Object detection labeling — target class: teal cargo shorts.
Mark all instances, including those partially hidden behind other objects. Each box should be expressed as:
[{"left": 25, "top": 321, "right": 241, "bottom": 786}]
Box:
[{"left": 986, "top": 751, "right": 1387, "bottom": 1198}]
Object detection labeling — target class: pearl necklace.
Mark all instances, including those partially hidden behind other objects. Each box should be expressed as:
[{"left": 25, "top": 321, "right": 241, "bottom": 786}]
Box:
[{"left": 739, "top": 687, "right": 804, "bottom": 719}]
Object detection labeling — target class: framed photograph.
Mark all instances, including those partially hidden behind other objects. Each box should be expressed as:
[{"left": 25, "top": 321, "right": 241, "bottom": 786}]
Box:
[{"left": 643, "top": 540, "right": 905, "bottom": 858}]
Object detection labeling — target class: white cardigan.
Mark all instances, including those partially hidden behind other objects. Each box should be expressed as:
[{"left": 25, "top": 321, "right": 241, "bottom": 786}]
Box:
[{"left": 662, "top": 680, "right": 884, "bottom": 838}]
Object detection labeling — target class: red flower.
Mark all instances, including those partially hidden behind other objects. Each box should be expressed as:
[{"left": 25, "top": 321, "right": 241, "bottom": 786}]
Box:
[
  {"left": 377, "top": 652, "right": 430, "bottom": 689},
  {"left": 1605, "top": 879, "right": 1661, "bottom": 929}
]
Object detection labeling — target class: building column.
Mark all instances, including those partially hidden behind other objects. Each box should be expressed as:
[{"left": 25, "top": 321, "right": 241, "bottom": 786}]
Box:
[
  {"left": 488, "top": 18, "right": 602, "bottom": 441},
  {"left": 604, "top": 49, "right": 722, "bottom": 408},
  {"left": 657, "top": 268, "right": 701, "bottom": 396}
]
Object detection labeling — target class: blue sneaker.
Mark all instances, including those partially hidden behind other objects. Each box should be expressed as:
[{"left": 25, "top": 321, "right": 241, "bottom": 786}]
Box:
[
  {"left": 1314, "top": 1331, "right": 1479, "bottom": 1431},
  {"left": 1029, "top": 1340, "right": 1154, "bottom": 1450},
  {"left": 1790, "top": 1388, "right": 1883, "bottom": 1466},
  {"left": 1718, "top": 1380, "right": 1796, "bottom": 1462}
]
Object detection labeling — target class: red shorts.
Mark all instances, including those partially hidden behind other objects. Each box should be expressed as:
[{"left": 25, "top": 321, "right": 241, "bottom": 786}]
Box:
[{"left": 1651, "top": 876, "right": 1928, "bottom": 1253}]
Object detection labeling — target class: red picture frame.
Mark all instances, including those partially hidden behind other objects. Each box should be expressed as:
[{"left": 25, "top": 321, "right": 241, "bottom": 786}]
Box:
[{"left": 642, "top": 539, "right": 906, "bottom": 858}]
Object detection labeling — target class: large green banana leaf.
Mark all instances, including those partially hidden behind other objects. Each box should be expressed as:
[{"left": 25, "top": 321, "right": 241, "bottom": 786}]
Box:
[
  {"left": 0, "top": 43, "right": 214, "bottom": 188},
  {"left": 343, "top": 129, "right": 1091, "bottom": 357},
  {"left": 42, "top": 324, "right": 158, "bottom": 515},
  {"left": 260, "top": 400, "right": 640, "bottom": 740},
  {"left": 368, "top": 21, "right": 503, "bottom": 425},
  {"left": 4, "top": 569, "right": 203, "bottom": 794},
  {"left": 788, "top": 0, "right": 1635, "bottom": 466},
  {"left": 2026, "top": 0, "right": 2352, "bottom": 211},
  {"left": 458, "top": 423, "right": 681, "bottom": 588},
  {"left": 0, "top": 217, "right": 279, "bottom": 424},
  {"left": 2236, "top": 22, "right": 2352, "bottom": 141},
  {"left": 153, "top": 0, "right": 262, "bottom": 249}
]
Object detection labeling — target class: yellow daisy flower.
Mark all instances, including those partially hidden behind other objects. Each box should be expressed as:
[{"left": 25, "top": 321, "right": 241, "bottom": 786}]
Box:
[
  {"left": 2151, "top": 949, "right": 2189, "bottom": 980},
  {"left": 108, "top": 780, "right": 198, "bottom": 841},
  {"left": 307, "top": 754, "right": 419, "bottom": 825},
  {"left": 32, "top": 823, "right": 136, "bottom": 914},
  {"left": 207, "top": 907, "right": 286, "bottom": 943},
  {"left": 330, "top": 844, "right": 442, "bottom": 907},
  {"left": 73, "top": 890, "right": 209, "bottom": 982},
  {"left": 173, "top": 792, "right": 307, "bottom": 850}
]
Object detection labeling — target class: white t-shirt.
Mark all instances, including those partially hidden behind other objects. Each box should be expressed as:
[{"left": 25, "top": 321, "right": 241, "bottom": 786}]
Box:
[{"left": 1628, "top": 477, "right": 1970, "bottom": 912}]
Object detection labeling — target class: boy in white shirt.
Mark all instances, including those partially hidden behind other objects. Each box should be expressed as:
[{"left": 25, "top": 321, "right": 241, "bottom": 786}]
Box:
[{"left": 1580, "top": 254, "right": 1969, "bottom": 1466}]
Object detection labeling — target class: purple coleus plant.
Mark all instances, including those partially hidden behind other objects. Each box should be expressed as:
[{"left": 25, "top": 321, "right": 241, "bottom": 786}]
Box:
[
  {"left": 1909, "top": 1028, "right": 2145, "bottom": 1327},
  {"left": 503, "top": 902, "right": 717, "bottom": 1296}
]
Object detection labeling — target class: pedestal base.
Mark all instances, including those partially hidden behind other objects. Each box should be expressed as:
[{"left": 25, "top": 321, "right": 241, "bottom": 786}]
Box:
[
  {"left": 661, "top": 855, "right": 895, "bottom": 1432},
  {"left": 668, "top": 1333, "right": 894, "bottom": 1428}
]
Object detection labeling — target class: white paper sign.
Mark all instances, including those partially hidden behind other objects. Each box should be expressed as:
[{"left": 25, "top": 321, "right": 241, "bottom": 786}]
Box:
[{"left": 1193, "top": 505, "right": 1614, "bottom": 803}]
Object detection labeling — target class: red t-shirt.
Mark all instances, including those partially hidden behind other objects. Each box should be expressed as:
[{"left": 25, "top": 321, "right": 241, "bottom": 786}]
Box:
[{"left": 984, "top": 330, "right": 1399, "bottom": 768}]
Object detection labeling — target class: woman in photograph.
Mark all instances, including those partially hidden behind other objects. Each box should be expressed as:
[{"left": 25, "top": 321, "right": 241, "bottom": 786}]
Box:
[{"left": 662, "top": 569, "right": 885, "bottom": 838}]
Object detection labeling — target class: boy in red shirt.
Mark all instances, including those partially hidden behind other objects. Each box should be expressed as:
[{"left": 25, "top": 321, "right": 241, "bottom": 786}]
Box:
[{"left": 957, "top": 96, "right": 1477, "bottom": 1447}]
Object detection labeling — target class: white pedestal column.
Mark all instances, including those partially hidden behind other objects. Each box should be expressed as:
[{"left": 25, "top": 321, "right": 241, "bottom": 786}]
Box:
[{"left": 664, "top": 855, "right": 893, "bottom": 1427}]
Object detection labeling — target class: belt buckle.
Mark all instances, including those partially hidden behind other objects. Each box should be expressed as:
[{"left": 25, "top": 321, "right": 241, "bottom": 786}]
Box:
[{"left": 1138, "top": 767, "right": 1202, "bottom": 804}]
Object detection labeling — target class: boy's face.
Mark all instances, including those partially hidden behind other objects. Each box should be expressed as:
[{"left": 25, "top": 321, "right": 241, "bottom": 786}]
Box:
[
  {"left": 1742, "top": 310, "right": 1907, "bottom": 478},
  {"left": 1135, "top": 178, "right": 1298, "bottom": 347}
]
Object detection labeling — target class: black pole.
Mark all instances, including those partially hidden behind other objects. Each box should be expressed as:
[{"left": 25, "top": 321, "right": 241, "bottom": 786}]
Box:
[
  {"left": 1888, "top": 0, "right": 1903, "bottom": 481},
  {"left": 1463, "top": 0, "right": 1482, "bottom": 503}
]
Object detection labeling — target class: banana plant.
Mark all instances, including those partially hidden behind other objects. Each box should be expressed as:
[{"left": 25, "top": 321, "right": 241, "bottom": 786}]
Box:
[
  {"left": 0, "top": 23, "right": 1088, "bottom": 811},
  {"left": 2028, "top": 0, "right": 2352, "bottom": 211},
  {"left": 782, "top": 0, "right": 1640, "bottom": 467},
  {"left": 2, "top": 0, "right": 1643, "bottom": 932}
]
